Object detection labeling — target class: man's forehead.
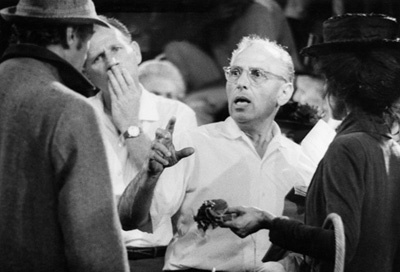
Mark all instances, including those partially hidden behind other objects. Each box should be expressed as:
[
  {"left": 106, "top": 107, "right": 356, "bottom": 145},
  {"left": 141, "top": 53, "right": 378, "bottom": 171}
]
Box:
[
  {"left": 232, "top": 44, "right": 285, "bottom": 70},
  {"left": 89, "top": 27, "right": 122, "bottom": 50},
  {"left": 92, "top": 25, "right": 117, "bottom": 40}
]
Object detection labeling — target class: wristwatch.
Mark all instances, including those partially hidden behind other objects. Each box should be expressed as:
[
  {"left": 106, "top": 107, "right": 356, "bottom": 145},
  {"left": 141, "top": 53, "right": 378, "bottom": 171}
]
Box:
[{"left": 122, "top": 125, "right": 141, "bottom": 139}]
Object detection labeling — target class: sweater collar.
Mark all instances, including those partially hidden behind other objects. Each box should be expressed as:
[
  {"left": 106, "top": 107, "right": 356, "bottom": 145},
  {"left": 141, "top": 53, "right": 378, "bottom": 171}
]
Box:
[
  {"left": 336, "top": 108, "right": 392, "bottom": 140},
  {"left": 1, "top": 44, "right": 98, "bottom": 97}
]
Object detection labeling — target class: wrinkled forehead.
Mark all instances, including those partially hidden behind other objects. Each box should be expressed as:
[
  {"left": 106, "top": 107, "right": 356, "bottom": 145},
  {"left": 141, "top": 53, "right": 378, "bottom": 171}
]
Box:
[
  {"left": 231, "top": 43, "right": 288, "bottom": 75},
  {"left": 92, "top": 25, "right": 120, "bottom": 42},
  {"left": 86, "top": 26, "right": 129, "bottom": 58}
]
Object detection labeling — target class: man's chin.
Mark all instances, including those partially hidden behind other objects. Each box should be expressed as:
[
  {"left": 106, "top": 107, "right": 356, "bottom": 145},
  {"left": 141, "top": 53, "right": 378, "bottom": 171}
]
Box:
[{"left": 231, "top": 112, "right": 252, "bottom": 124}]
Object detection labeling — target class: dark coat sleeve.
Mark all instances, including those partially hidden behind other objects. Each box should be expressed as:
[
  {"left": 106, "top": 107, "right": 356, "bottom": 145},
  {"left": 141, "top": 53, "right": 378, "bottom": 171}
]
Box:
[{"left": 269, "top": 217, "right": 335, "bottom": 261}]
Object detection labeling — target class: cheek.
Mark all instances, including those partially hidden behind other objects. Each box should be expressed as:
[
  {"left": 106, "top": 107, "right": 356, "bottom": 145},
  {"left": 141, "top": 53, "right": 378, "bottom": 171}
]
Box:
[
  {"left": 225, "top": 83, "right": 236, "bottom": 102},
  {"left": 257, "top": 91, "right": 278, "bottom": 110}
]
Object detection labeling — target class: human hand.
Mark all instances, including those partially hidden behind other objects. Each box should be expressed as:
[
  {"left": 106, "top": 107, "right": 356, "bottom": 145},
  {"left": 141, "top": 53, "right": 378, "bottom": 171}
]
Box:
[
  {"left": 219, "top": 206, "right": 275, "bottom": 238},
  {"left": 148, "top": 117, "right": 195, "bottom": 175},
  {"left": 107, "top": 63, "right": 141, "bottom": 132}
]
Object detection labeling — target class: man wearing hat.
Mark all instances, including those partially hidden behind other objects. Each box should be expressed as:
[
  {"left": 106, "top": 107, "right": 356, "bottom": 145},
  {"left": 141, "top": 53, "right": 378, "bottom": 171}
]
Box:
[
  {"left": 0, "top": 1, "right": 129, "bottom": 271},
  {"left": 219, "top": 13, "right": 400, "bottom": 272}
]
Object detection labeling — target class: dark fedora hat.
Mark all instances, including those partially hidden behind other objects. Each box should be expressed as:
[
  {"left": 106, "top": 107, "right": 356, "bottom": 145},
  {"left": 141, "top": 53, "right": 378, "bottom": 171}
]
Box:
[
  {"left": 0, "top": 0, "right": 108, "bottom": 27},
  {"left": 301, "top": 13, "right": 400, "bottom": 57}
]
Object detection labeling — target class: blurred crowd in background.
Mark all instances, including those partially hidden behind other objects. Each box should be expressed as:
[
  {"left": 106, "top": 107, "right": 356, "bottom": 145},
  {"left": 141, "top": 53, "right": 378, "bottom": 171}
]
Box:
[{"left": 1, "top": 0, "right": 399, "bottom": 143}]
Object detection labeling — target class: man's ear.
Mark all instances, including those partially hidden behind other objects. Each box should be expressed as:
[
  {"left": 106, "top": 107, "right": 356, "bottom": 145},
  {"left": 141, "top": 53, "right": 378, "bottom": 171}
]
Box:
[
  {"left": 277, "top": 82, "right": 294, "bottom": 106},
  {"left": 130, "top": 41, "right": 142, "bottom": 64},
  {"left": 65, "top": 27, "right": 76, "bottom": 48}
]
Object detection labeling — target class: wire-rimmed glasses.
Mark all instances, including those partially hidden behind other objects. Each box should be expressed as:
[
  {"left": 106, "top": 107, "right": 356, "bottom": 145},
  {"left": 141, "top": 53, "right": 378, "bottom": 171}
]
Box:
[{"left": 223, "top": 66, "right": 288, "bottom": 86}]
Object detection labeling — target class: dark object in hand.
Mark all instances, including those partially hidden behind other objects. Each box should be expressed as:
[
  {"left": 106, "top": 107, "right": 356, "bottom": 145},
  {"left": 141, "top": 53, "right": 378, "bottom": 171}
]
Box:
[{"left": 194, "top": 199, "right": 228, "bottom": 231}]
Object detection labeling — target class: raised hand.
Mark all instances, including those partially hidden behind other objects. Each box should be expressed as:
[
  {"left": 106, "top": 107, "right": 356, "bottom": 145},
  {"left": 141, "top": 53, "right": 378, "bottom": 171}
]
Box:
[
  {"left": 107, "top": 62, "right": 141, "bottom": 132},
  {"left": 148, "top": 117, "right": 195, "bottom": 175}
]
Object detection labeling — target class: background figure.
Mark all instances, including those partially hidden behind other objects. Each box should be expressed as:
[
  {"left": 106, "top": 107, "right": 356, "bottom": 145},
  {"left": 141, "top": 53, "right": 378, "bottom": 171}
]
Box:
[
  {"left": 220, "top": 13, "right": 400, "bottom": 272},
  {"left": 118, "top": 35, "right": 316, "bottom": 272},
  {"left": 164, "top": 0, "right": 304, "bottom": 93},
  {"left": 138, "top": 58, "right": 186, "bottom": 100},
  {"left": 83, "top": 16, "right": 197, "bottom": 272},
  {"left": 0, "top": 0, "right": 129, "bottom": 271},
  {"left": 292, "top": 72, "right": 329, "bottom": 122},
  {"left": 162, "top": 0, "right": 303, "bottom": 125}
]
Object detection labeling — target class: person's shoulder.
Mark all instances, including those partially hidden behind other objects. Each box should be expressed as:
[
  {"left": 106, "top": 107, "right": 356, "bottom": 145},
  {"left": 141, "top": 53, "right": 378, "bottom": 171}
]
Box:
[
  {"left": 280, "top": 134, "right": 302, "bottom": 149},
  {"left": 324, "top": 132, "right": 374, "bottom": 162},
  {"left": 331, "top": 132, "right": 370, "bottom": 148},
  {"left": 54, "top": 83, "right": 95, "bottom": 109},
  {"left": 176, "top": 121, "right": 223, "bottom": 138},
  {"left": 276, "top": 135, "right": 308, "bottom": 163},
  {"left": 45, "top": 83, "right": 100, "bottom": 126},
  {"left": 187, "top": 121, "right": 228, "bottom": 140}
]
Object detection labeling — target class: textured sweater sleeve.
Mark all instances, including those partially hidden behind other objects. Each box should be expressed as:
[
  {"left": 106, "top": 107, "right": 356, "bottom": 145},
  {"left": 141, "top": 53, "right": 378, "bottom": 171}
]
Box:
[
  {"left": 269, "top": 217, "right": 335, "bottom": 261},
  {"left": 51, "top": 99, "right": 129, "bottom": 272}
]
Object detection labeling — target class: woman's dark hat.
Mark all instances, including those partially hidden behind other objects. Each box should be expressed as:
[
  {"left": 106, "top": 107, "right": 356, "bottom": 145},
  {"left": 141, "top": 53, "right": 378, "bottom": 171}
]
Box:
[
  {"left": 0, "top": 0, "right": 108, "bottom": 27},
  {"left": 301, "top": 13, "right": 400, "bottom": 57}
]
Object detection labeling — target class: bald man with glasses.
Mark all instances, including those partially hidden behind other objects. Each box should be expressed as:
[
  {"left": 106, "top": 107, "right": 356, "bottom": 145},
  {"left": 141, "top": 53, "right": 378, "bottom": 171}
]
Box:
[{"left": 118, "top": 35, "right": 316, "bottom": 272}]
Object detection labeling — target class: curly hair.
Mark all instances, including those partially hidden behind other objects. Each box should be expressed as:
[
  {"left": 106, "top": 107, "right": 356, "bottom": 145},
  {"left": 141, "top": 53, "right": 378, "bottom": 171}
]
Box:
[{"left": 314, "top": 48, "right": 400, "bottom": 115}]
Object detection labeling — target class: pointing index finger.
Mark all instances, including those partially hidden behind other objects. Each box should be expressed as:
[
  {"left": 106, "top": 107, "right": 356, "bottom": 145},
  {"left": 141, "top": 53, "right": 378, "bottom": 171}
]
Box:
[{"left": 166, "top": 117, "right": 176, "bottom": 135}]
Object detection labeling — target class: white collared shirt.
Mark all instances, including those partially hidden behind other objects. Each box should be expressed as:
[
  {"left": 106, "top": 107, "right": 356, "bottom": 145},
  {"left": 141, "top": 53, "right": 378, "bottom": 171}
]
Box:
[
  {"left": 88, "top": 86, "right": 197, "bottom": 247},
  {"left": 150, "top": 117, "right": 315, "bottom": 271}
]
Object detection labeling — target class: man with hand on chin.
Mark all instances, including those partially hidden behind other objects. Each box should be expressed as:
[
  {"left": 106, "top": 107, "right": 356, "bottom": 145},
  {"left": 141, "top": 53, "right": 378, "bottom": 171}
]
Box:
[{"left": 83, "top": 16, "right": 197, "bottom": 272}]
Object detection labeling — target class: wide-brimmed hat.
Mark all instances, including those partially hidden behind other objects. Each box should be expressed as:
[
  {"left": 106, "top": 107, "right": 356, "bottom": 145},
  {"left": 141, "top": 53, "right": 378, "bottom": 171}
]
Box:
[
  {"left": 301, "top": 13, "right": 400, "bottom": 57},
  {"left": 0, "top": 0, "right": 108, "bottom": 27}
]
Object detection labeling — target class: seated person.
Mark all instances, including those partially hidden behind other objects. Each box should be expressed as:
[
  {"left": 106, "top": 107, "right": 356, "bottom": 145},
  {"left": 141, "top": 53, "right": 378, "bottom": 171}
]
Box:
[
  {"left": 139, "top": 58, "right": 186, "bottom": 101},
  {"left": 292, "top": 72, "right": 329, "bottom": 122}
]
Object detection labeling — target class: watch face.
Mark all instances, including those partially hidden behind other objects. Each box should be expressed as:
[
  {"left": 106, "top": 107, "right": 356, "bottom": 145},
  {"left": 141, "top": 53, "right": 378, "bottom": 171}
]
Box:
[{"left": 127, "top": 126, "right": 140, "bottom": 137}]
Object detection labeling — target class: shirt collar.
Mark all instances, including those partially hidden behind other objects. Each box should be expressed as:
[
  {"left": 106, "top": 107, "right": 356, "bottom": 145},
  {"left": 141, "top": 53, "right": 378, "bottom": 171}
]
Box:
[
  {"left": 1, "top": 44, "right": 98, "bottom": 97},
  {"left": 139, "top": 85, "right": 159, "bottom": 122},
  {"left": 219, "top": 116, "right": 285, "bottom": 146}
]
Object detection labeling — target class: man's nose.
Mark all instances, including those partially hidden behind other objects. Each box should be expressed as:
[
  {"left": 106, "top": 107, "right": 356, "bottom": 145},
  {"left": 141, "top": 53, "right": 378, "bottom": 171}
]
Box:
[
  {"left": 236, "top": 70, "right": 250, "bottom": 88},
  {"left": 105, "top": 50, "right": 119, "bottom": 70}
]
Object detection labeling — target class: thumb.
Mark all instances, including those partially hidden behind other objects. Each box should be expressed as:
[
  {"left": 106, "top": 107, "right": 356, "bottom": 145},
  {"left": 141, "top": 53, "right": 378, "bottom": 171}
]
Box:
[
  {"left": 225, "top": 206, "right": 245, "bottom": 215},
  {"left": 176, "top": 147, "right": 195, "bottom": 161}
]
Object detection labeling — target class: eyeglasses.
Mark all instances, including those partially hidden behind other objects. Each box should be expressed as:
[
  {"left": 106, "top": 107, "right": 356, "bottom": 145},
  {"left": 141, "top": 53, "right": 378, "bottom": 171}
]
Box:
[{"left": 223, "top": 66, "right": 288, "bottom": 85}]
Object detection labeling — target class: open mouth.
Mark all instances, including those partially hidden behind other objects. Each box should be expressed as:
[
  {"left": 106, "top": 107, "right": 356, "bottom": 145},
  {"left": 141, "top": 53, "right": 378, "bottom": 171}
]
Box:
[{"left": 234, "top": 96, "right": 251, "bottom": 105}]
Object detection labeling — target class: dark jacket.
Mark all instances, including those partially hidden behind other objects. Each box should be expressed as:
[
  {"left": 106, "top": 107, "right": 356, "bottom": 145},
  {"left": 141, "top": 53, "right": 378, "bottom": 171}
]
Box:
[
  {"left": 0, "top": 44, "right": 128, "bottom": 271},
  {"left": 306, "top": 109, "right": 400, "bottom": 272},
  {"left": 269, "top": 109, "right": 400, "bottom": 272}
]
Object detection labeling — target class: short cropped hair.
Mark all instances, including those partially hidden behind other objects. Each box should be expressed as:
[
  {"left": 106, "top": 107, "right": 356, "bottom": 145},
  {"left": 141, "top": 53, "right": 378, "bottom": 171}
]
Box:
[
  {"left": 97, "top": 15, "right": 131, "bottom": 41},
  {"left": 230, "top": 35, "right": 295, "bottom": 83}
]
